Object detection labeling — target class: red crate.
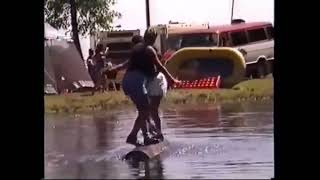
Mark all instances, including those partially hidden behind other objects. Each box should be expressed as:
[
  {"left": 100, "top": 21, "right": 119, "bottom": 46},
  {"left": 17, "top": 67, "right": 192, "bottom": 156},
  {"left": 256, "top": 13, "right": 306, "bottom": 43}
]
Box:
[{"left": 174, "top": 76, "right": 221, "bottom": 89}]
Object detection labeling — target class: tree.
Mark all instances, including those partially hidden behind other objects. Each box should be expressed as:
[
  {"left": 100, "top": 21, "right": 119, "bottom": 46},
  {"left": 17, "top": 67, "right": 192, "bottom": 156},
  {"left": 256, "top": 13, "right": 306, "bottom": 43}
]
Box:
[{"left": 45, "top": 0, "right": 122, "bottom": 59}]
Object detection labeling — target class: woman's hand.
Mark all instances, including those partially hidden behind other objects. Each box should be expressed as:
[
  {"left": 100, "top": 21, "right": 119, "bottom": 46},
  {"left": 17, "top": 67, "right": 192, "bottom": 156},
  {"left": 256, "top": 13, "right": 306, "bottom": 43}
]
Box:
[
  {"left": 107, "top": 67, "right": 116, "bottom": 72},
  {"left": 168, "top": 78, "right": 181, "bottom": 88},
  {"left": 173, "top": 79, "right": 181, "bottom": 85}
]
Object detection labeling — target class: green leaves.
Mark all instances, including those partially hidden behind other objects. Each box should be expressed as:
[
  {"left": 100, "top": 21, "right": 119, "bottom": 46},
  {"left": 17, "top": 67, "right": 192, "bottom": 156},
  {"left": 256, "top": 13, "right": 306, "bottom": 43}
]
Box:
[{"left": 44, "top": 0, "right": 122, "bottom": 36}]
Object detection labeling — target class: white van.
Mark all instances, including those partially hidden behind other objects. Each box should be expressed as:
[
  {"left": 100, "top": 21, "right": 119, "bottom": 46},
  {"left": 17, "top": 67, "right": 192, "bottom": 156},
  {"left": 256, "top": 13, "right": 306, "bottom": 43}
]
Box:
[{"left": 163, "top": 22, "right": 274, "bottom": 78}]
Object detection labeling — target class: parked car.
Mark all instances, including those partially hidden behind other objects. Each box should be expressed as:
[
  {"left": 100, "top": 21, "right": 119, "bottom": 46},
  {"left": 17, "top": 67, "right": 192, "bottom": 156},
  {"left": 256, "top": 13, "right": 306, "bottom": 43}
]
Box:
[{"left": 162, "top": 21, "right": 274, "bottom": 78}]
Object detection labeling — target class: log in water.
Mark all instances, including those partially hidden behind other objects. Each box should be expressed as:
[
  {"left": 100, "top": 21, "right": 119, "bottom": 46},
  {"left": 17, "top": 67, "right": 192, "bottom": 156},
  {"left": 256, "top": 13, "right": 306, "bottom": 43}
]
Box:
[{"left": 124, "top": 140, "right": 170, "bottom": 161}]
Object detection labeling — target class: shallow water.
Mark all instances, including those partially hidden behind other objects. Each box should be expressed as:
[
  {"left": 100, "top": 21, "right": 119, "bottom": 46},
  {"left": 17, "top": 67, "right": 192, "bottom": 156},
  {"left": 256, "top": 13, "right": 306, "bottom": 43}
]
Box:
[{"left": 45, "top": 102, "right": 274, "bottom": 179}]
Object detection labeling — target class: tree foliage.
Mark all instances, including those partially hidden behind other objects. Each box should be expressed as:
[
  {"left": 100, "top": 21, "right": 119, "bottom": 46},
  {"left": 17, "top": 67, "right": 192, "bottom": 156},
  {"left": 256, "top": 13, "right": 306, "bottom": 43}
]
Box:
[{"left": 44, "top": 0, "right": 122, "bottom": 36}]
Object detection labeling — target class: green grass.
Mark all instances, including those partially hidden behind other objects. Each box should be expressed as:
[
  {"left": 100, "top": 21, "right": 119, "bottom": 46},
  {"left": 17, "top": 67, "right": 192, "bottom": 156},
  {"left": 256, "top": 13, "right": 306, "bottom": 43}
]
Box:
[{"left": 45, "top": 78, "right": 273, "bottom": 114}]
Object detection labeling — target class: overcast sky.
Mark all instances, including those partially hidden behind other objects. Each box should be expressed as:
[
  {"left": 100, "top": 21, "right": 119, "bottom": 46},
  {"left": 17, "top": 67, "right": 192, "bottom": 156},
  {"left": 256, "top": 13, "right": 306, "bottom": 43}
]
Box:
[
  {"left": 113, "top": 0, "right": 274, "bottom": 33},
  {"left": 80, "top": 0, "right": 274, "bottom": 58}
]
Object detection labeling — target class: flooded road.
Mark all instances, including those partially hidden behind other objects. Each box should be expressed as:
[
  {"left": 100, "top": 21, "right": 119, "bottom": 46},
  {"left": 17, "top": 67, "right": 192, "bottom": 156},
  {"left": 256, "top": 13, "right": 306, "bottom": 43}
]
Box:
[{"left": 45, "top": 102, "right": 274, "bottom": 179}]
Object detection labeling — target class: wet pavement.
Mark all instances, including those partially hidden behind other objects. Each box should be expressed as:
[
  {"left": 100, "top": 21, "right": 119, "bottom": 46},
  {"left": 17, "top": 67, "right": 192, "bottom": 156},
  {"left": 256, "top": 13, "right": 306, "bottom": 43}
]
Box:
[{"left": 45, "top": 102, "right": 274, "bottom": 179}]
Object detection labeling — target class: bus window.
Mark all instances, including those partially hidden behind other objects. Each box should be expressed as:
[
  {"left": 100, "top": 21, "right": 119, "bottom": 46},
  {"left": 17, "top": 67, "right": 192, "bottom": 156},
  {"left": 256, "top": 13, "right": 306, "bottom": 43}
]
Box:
[
  {"left": 247, "top": 28, "right": 267, "bottom": 42},
  {"left": 166, "top": 35, "right": 182, "bottom": 50},
  {"left": 180, "top": 33, "right": 218, "bottom": 48},
  {"left": 266, "top": 26, "right": 274, "bottom": 39},
  {"left": 219, "top": 33, "right": 229, "bottom": 47},
  {"left": 219, "top": 37, "right": 225, "bottom": 46},
  {"left": 230, "top": 31, "right": 248, "bottom": 46}
]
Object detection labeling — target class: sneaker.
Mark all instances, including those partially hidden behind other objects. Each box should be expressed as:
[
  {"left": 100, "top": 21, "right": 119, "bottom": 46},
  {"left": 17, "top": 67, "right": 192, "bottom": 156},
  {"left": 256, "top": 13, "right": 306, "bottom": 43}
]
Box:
[
  {"left": 148, "top": 124, "right": 158, "bottom": 136},
  {"left": 126, "top": 135, "right": 142, "bottom": 146}
]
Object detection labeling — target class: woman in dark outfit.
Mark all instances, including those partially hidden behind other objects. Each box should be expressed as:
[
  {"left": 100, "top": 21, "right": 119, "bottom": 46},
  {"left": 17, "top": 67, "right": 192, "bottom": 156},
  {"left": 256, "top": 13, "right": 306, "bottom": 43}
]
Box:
[
  {"left": 109, "top": 29, "right": 180, "bottom": 145},
  {"left": 130, "top": 35, "right": 162, "bottom": 139}
]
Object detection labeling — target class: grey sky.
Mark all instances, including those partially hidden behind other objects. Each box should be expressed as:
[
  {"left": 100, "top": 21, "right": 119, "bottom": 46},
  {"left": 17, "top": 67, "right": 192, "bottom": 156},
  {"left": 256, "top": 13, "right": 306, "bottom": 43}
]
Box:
[
  {"left": 82, "top": 0, "right": 274, "bottom": 58},
  {"left": 113, "top": 0, "right": 274, "bottom": 32}
]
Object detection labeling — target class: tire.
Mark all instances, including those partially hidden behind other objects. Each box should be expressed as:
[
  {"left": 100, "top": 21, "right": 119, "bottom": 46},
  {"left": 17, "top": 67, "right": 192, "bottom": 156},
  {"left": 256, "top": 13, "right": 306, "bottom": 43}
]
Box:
[
  {"left": 256, "top": 60, "right": 268, "bottom": 78},
  {"left": 245, "top": 70, "right": 252, "bottom": 78},
  {"left": 251, "top": 69, "right": 259, "bottom": 79},
  {"left": 270, "top": 61, "right": 274, "bottom": 77}
]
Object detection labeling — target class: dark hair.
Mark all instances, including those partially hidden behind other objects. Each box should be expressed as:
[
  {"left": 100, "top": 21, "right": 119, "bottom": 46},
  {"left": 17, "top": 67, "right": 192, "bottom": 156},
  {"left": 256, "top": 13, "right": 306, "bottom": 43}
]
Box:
[
  {"left": 96, "top": 44, "right": 104, "bottom": 51},
  {"left": 144, "top": 27, "right": 158, "bottom": 44},
  {"left": 132, "top": 35, "right": 143, "bottom": 45}
]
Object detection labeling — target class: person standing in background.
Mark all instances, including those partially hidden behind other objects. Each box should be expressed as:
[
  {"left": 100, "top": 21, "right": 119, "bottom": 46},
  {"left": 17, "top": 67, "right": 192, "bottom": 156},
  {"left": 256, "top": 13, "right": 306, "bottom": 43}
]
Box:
[
  {"left": 104, "top": 61, "right": 117, "bottom": 91},
  {"left": 86, "top": 49, "right": 95, "bottom": 83},
  {"left": 91, "top": 44, "right": 106, "bottom": 94}
]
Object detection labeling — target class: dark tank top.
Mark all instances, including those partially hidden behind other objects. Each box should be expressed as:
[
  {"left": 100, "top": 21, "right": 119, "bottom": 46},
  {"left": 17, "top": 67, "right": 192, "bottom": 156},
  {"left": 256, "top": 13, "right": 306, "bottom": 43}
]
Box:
[{"left": 127, "top": 42, "right": 158, "bottom": 77}]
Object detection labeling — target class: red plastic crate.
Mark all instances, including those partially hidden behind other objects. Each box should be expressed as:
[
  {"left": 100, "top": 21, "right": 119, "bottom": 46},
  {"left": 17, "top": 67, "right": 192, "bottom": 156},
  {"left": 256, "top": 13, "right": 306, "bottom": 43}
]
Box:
[{"left": 174, "top": 76, "right": 221, "bottom": 89}]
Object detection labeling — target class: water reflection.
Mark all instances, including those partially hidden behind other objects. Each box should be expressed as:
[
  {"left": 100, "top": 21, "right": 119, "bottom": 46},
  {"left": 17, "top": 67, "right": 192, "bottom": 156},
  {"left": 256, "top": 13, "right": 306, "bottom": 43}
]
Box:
[
  {"left": 220, "top": 102, "right": 245, "bottom": 115},
  {"left": 93, "top": 115, "right": 117, "bottom": 149},
  {"left": 45, "top": 102, "right": 274, "bottom": 179},
  {"left": 127, "top": 158, "right": 165, "bottom": 179},
  {"left": 166, "top": 106, "right": 221, "bottom": 128},
  {"left": 76, "top": 118, "right": 85, "bottom": 178},
  {"left": 93, "top": 115, "right": 116, "bottom": 179}
]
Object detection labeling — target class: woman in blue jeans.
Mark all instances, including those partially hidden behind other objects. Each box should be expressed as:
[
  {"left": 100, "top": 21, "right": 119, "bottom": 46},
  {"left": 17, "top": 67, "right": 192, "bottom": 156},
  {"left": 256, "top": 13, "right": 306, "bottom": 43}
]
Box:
[{"left": 109, "top": 29, "right": 180, "bottom": 146}]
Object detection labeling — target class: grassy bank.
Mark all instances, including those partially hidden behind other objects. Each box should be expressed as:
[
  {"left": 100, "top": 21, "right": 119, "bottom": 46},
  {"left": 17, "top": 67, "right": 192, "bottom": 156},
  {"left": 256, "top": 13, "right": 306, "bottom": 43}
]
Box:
[{"left": 45, "top": 78, "right": 273, "bottom": 114}]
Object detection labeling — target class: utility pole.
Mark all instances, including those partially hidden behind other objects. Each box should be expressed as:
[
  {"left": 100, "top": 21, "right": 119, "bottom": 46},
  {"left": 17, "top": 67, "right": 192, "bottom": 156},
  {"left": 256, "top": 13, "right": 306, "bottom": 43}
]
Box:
[
  {"left": 146, "top": 0, "right": 150, "bottom": 28},
  {"left": 231, "top": 0, "right": 235, "bottom": 23}
]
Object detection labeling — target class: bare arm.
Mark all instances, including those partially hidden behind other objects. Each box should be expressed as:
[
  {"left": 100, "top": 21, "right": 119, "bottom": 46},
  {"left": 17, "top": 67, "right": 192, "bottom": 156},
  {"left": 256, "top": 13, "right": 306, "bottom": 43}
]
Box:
[
  {"left": 146, "top": 46, "right": 176, "bottom": 82},
  {"left": 111, "top": 60, "right": 130, "bottom": 71}
]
